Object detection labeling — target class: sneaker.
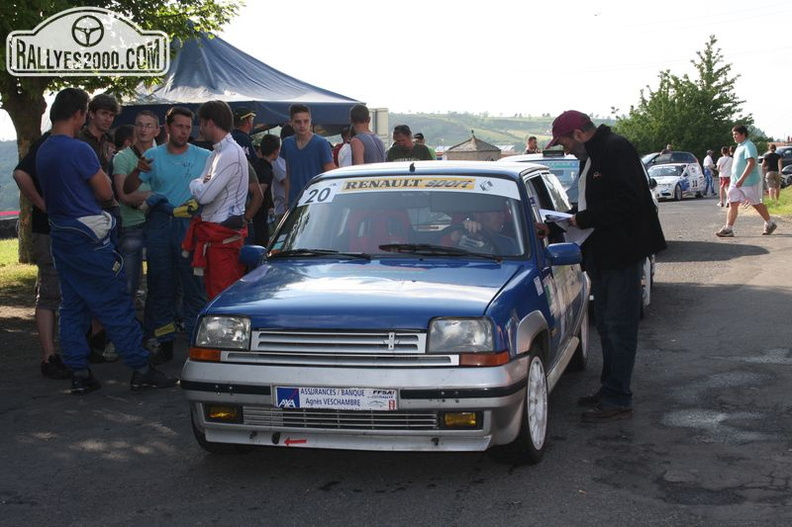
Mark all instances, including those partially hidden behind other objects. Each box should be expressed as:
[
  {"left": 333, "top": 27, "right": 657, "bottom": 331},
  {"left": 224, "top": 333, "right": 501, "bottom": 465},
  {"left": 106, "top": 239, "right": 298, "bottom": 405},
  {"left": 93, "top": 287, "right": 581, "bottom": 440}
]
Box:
[
  {"left": 40, "top": 354, "right": 72, "bottom": 380},
  {"left": 71, "top": 369, "right": 101, "bottom": 395},
  {"left": 762, "top": 222, "right": 777, "bottom": 235},
  {"left": 87, "top": 329, "right": 119, "bottom": 363},
  {"left": 149, "top": 340, "right": 174, "bottom": 366},
  {"left": 716, "top": 202, "right": 723, "bottom": 207},
  {"left": 581, "top": 404, "right": 633, "bottom": 423},
  {"left": 577, "top": 391, "right": 601, "bottom": 407},
  {"left": 715, "top": 226, "right": 734, "bottom": 238},
  {"left": 130, "top": 366, "right": 179, "bottom": 391}
]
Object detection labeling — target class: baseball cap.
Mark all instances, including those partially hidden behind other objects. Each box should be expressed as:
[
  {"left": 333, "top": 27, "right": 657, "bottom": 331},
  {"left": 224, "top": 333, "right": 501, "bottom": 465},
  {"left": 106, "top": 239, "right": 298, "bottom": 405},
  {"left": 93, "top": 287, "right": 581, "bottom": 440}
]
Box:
[
  {"left": 546, "top": 110, "right": 592, "bottom": 147},
  {"left": 414, "top": 132, "right": 425, "bottom": 140},
  {"left": 234, "top": 106, "right": 256, "bottom": 120}
]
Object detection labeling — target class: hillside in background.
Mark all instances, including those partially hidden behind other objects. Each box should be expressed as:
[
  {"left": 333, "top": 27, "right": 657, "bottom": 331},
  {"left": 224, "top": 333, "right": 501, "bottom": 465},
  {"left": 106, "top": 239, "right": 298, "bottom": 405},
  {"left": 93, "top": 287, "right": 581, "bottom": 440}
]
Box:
[
  {"left": 387, "top": 112, "right": 616, "bottom": 152},
  {"left": 387, "top": 112, "right": 555, "bottom": 152}
]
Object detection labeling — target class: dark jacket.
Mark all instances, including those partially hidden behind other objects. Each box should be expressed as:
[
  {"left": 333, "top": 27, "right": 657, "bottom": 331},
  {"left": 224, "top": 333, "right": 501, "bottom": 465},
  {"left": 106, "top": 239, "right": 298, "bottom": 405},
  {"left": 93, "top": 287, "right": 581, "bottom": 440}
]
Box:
[{"left": 575, "top": 125, "right": 666, "bottom": 270}]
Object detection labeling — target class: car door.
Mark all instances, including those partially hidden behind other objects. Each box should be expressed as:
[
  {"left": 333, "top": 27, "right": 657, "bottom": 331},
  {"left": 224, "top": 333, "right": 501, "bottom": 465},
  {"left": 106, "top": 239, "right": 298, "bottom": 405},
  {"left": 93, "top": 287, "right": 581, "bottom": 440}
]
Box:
[{"left": 522, "top": 171, "right": 584, "bottom": 370}]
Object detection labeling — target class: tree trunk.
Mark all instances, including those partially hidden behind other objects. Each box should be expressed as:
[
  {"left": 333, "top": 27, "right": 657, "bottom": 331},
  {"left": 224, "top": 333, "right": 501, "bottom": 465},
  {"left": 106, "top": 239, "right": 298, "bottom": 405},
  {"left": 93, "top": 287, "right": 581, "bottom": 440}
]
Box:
[{"left": 1, "top": 77, "right": 49, "bottom": 264}]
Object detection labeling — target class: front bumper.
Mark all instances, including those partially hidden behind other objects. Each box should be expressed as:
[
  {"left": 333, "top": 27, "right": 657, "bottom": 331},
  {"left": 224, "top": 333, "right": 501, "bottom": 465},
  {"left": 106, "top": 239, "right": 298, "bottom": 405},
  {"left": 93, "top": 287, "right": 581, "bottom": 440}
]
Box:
[{"left": 182, "top": 358, "right": 529, "bottom": 452}]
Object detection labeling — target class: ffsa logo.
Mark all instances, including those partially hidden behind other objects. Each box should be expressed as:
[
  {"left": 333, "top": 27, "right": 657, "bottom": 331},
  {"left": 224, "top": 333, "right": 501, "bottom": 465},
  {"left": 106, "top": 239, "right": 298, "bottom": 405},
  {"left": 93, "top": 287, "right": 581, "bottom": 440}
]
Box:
[{"left": 6, "top": 7, "right": 169, "bottom": 77}]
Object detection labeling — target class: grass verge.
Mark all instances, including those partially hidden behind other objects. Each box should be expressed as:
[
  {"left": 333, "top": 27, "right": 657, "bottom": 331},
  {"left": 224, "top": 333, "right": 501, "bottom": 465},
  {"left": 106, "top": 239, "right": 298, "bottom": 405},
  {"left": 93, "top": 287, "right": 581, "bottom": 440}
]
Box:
[{"left": 0, "top": 238, "right": 36, "bottom": 307}]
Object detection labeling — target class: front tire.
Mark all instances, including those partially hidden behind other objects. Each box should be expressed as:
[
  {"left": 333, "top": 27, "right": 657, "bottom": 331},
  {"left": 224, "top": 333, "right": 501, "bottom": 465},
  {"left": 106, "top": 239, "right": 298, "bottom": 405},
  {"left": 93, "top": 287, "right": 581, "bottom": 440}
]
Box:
[
  {"left": 640, "top": 257, "right": 652, "bottom": 320},
  {"left": 673, "top": 185, "right": 682, "bottom": 201},
  {"left": 489, "top": 352, "right": 548, "bottom": 465}
]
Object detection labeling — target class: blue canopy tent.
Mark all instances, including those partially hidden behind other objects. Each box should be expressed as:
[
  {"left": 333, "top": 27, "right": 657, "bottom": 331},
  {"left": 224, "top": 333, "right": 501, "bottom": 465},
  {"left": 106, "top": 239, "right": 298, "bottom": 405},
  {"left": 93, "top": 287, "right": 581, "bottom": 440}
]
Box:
[{"left": 117, "top": 32, "right": 361, "bottom": 135}]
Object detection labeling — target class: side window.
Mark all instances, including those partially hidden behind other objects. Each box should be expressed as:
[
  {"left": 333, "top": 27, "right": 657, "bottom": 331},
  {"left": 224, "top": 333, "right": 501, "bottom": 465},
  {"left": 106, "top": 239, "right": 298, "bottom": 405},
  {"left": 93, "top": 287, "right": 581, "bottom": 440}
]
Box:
[{"left": 523, "top": 173, "right": 566, "bottom": 245}]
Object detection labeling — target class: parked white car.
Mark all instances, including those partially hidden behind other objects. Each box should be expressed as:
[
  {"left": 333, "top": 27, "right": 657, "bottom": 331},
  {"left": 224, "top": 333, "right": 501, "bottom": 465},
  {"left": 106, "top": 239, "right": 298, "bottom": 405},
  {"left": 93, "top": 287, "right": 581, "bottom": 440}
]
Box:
[{"left": 648, "top": 163, "right": 705, "bottom": 201}]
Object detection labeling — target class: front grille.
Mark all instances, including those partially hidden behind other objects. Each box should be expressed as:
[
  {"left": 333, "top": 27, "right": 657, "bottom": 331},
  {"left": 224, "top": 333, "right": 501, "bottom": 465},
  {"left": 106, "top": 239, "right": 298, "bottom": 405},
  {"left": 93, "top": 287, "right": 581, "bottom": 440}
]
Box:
[
  {"left": 251, "top": 330, "right": 426, "bottom": 354},
  {"left": 234, "top": 330, "right": 452, "bottom": 367},
  {"left": 243, "top": 406, "right": 440, "bottom": 430}
]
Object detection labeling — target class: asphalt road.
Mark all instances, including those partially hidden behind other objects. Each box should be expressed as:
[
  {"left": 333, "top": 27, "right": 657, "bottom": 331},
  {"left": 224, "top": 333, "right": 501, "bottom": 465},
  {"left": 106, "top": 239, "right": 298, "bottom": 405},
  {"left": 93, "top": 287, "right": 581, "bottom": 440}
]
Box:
[{"left": 2, "top": 195, "right": 791, "bottom": 527}]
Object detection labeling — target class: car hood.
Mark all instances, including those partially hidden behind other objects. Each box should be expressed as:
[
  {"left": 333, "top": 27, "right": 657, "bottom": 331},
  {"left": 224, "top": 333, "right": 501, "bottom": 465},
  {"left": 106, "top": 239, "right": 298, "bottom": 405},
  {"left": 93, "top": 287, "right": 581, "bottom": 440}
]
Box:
[
  {"left": 653, "top": 175, "right": 682, "bottom": 184},
  {"left": 206, "top": 259, "right": 525, "bottom": 329}
]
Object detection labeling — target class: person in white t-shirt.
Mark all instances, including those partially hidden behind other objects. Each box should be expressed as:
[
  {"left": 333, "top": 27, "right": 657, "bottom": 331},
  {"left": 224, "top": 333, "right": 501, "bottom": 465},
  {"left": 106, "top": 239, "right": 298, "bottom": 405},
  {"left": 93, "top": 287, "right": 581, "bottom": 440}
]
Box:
[{"left": 715, "top": 146, "right": 733, "bottom": 207}]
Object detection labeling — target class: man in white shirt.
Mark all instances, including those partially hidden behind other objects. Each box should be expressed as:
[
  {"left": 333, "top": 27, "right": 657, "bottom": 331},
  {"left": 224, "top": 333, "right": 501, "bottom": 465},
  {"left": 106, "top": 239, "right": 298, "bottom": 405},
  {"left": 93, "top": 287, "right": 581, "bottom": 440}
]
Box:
[
  {"left": 703, "top": 149, "right": 717, "bottom": 197},
  {"left": 184, "top": 100, "right": 250, "bottom": 299}
]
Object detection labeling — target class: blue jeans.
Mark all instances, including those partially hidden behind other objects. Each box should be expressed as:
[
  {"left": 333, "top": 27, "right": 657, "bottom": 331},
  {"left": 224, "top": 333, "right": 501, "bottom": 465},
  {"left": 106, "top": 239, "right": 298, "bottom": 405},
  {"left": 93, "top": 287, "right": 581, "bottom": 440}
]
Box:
[
  {"left": 50, "top": 222, "right": 149, "bottom": 371},
  {"left": 704, "top": 168, "right": 714, "bottom": 196},
  {"left": 119, "top": 224, "right": 145, "bottom": 297},
  {"left": 144, "top": 211, "right": 205, "bottom": 342},
  {"left": 585, "top": 254, "right": 642, "bottom": 408}
]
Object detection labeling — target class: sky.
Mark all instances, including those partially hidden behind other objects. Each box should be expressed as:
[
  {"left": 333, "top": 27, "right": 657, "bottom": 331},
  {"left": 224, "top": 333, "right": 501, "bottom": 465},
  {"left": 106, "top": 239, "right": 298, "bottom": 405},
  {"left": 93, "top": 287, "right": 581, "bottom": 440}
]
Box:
[{"left": 2, "top": 0, "right": 791, "bottom": 142}]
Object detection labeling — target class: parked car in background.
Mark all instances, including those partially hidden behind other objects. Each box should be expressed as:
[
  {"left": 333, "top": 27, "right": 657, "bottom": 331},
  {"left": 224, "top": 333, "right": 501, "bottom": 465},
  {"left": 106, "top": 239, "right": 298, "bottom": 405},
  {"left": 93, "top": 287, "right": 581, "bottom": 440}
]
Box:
[
  {"left": 759, "top": 146, "right": 792, "bottom": 185},
  {"left": 498, "top": 151, "right": 581, "bottom": 204},
  {"left": 648, "top": 162, "right": 705, "bottom": 201},
  {"left": 642, "top": 150, "right": 700, "bottom": 168},
  {"left": 182, "top": 160, "right": 590, "bottom": 465},
  {"left": 781, "top": 164, "right": 792, "bottom": 188}
]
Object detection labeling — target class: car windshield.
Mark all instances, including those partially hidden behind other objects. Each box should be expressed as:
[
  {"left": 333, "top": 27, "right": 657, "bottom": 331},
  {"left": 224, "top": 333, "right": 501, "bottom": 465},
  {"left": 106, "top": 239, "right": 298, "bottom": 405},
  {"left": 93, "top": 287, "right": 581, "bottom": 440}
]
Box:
[
  {"left": 536, "top": 159, "right": 579, "bottom": 189},
  {"left": 270, "top": 173, "right": 527, "bottom": 258},
  {"left": 648, "top": 165, "right": 682, "bottom": 177}
]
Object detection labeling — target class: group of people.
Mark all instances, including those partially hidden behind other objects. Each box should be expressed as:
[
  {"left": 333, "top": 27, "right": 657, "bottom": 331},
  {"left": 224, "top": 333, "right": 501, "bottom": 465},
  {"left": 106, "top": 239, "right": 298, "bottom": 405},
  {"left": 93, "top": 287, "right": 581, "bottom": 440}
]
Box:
[
  {"left": 711, "top": 126, "right": 778, "bottom": 237},
  {"left": 13, "top": 89, "right": 390, "bottom": 395}
]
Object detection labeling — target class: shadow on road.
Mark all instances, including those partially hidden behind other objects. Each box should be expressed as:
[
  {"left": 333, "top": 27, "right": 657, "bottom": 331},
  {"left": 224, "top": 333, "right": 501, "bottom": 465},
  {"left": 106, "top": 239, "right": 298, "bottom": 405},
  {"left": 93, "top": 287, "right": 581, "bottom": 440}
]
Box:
[{"left": 657, "top": 240, "right": 768, "bottom": 263}]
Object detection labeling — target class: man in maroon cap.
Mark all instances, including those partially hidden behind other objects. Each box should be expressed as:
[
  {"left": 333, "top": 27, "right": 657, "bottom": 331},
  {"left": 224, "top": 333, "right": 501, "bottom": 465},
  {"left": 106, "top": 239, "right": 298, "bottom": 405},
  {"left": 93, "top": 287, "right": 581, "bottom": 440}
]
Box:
[{"left": 547, "top": 110, "right": 666, "bottom": 422}]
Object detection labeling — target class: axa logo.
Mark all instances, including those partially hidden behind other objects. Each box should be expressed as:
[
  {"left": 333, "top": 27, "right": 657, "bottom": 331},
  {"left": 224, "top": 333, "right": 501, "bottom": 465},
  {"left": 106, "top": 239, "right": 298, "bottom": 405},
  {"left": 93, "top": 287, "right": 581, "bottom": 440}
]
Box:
[{"left": 6, "top": 7, "right": 169, "bottom": 77}]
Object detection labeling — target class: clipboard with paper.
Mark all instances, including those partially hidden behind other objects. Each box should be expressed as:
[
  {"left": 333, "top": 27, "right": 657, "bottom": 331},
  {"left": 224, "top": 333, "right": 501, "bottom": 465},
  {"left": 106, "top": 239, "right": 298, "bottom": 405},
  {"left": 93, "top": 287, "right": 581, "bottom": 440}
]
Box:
[{"left": 539, "top": 208, "right": 593, "bottom": 246}]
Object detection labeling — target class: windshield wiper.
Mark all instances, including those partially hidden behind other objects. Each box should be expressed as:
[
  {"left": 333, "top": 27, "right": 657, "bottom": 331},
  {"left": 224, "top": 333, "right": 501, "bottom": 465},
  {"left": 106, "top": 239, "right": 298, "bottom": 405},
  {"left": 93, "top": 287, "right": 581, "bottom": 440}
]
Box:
[
  {"left": 270, "top": 248, "right": 371, "bottom": 260},
  {"left": 379, "top": 243, "right": 503, "bottom": 261}
]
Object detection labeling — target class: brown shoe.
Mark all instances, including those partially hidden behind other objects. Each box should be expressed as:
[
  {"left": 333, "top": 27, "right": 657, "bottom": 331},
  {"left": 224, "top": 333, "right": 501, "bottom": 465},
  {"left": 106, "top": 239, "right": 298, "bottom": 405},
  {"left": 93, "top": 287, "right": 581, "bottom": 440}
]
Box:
[
  {"left": 577, "top": 392, "right": 601, "bottom": 407},
  {"left": 581, "top": 405, "right": 633, "bottom": 423}
]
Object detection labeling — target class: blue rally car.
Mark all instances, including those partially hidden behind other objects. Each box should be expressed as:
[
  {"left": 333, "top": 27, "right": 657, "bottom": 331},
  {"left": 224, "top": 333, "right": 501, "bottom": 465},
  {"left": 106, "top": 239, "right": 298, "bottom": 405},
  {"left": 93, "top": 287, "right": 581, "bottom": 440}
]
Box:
[{"left": 181, "top": 161, "right": 590, "bottom": 465}]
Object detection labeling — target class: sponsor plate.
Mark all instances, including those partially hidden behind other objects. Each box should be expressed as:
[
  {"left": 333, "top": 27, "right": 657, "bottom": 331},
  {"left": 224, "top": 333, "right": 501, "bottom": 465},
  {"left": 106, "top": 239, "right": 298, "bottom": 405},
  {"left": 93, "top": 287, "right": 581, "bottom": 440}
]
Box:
[{"left": 275, "top": 386, "right": 398, "bottom": 411}]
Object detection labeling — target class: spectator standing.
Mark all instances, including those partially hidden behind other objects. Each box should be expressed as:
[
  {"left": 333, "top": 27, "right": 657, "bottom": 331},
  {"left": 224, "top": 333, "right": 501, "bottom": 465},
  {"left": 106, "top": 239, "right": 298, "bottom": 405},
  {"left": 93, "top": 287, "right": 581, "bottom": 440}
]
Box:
[
  {"left": 36, "top": 87, "right": 177, "bottom": 394},
  {"left": 547, "top": 110, "right": 666, "bottom": 422},
  {"left": 715, "top": 125, "right": 777, "bottom": 237},
  {"left": 524, "top": 135, "right": 541, "bottom": 154},
  {"left": 349, "top": 104, "right": 387, "bottom": 165},
  {"left": 386, "top": 125, "right": 434, "bottom": 162},
  {"left": 231, "top": 107, "right": 257, "bottom": 164},
  {"left": 12, "top": 133, "right": 70, "bottom": 379},
  {"left": 280, "top": 104, "right": 335, "bottom": 207},
  {"left": 333, "top": 126, "right": 352, "bottom": 166},
  {"left": 271, "top": 125, "right": 292, "bottom": 225},
  {"left": 183, "top": 100, "right": 250, "bottom": 300},
  {"left": 123, "top": 107, "right": 210, "bottom": 364},
  {"left": 113, "top": 111, "right": 159, "bottom": 299},
  {"left": 661, "top": 144, "right": 673, "bottom": 154},
  {"left": 414, "top": 133, "right": 437, "bottom": 159},
  {"left": 715, "top": 146, "right": 733, "bottom": 207},
  {"left": 251, "top": 134, "right": 280, "bottom": 245},
  {"left": 762, "top": 144, "right": 782, "bottom": 202},
  {"left": 703, "top": 149, "right": 717, "bottom": 197}
]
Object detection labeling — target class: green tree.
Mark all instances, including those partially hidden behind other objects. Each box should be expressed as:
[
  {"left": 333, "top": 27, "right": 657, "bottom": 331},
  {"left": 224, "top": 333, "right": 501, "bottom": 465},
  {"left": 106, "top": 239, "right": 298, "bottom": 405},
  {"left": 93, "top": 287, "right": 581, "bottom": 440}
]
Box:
[
  {"left": 614, "top": 35, "right": 752, "bottom": 159},
  {"left": 0, "top": 0, "right": 239, "bottom": 262}
]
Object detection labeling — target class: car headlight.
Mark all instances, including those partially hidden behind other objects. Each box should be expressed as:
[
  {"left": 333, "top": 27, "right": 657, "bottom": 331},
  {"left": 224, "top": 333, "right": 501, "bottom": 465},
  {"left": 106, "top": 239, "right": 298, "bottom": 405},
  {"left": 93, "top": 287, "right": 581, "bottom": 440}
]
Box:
[
  {"left": 194, "top": 316, "right": 251, "bottom": 350},
  {"left": 428, "top": 318, "right": 494, "bottom": 353}
]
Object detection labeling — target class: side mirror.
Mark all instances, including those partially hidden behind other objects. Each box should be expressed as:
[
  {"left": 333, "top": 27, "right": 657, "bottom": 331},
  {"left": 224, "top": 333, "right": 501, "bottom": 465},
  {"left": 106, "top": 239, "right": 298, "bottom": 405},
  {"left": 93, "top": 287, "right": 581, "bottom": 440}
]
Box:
[
  {"left": 648, "top": 177, "right": 658, "bottom": 189},
  {"left": 239, "top": 245, "right": 267, "bottom": 270},
  {"left": 544, "top": 242, "right": 582, "bottom": 266}
]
